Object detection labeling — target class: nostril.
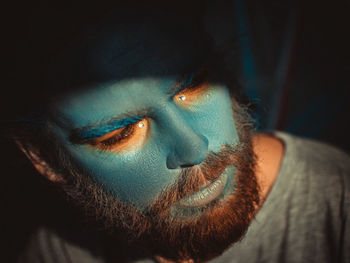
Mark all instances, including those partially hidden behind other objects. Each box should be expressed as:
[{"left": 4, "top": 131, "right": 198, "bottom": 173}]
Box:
[
  {"left": 180, "top": 163, "right": 195, "bottom": 168},
  {"left": 166, "top": 132, "right": 209, "bottom": 169}
]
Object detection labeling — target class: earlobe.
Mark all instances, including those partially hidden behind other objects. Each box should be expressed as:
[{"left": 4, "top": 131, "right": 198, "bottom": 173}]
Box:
[{"left": 15, "top": 140, "right": 66, "bottom": 183}]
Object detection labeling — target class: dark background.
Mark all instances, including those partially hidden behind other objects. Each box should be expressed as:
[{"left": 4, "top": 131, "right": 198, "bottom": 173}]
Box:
[
  {"left": 206, "top": 0, "right": 350, "bottom": 152},
  {"left": 1, "top": 0, "right": 349, "bottom": 262}
]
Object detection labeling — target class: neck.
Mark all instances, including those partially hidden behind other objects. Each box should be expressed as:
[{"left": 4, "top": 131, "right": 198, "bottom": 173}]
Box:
[{"left": 252, "top": 132, "right": 284, "bottom": 202}]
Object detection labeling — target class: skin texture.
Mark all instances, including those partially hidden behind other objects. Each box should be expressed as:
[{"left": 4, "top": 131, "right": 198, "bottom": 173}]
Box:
[
  {"left": 50, "top": 79, "right": 239, "bottom": 210},
  {"left": 252, "top": 133, "right": 284, "bottom": 201},
  {"left": 47, "top": 17, "right": 239, "bottom": 210}
]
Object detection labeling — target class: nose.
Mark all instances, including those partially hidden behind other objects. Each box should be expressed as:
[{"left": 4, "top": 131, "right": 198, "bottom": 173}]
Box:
[{"left": 163, "top": 110, "right": 209, "bottom": 169}]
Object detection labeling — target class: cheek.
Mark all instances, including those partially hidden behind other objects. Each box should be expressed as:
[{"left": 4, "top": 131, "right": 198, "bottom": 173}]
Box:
[
  {"left": 66, "top": 138, "right": 177, "bottom": 210},
  {"left": 185, "top": 86, "right": 239, "bottom": 151}
]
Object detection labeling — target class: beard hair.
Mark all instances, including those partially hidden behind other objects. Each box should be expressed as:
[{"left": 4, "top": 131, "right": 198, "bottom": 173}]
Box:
[{"left": 47, "top": 98, "right": 259, "bottom": 262}]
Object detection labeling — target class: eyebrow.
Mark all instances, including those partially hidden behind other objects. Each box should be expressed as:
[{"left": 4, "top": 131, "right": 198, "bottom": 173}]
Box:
[
  {"left": 69, "top": 69, "right": 209, "bottom": 144},
  {"left": 166, "top": 72, "right": 196, "bottom": 96},
  {"left": 69, "top": 111, "right": 146, "bottom": 144},
  {"left": 167, "top": 66, "right": 210, "bottom": 96}
]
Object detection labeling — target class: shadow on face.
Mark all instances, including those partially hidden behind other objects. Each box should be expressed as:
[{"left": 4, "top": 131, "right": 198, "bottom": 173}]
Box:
[
  {"left": 45, "top": 2, "right": 215, "bottom": 99},
  {"left": 45, "top": 13, "right": 240, "bottom": 208}
]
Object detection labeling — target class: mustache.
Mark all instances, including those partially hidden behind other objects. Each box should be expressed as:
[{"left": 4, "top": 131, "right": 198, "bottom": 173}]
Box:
[{"left": 147, "top": 143, "right": 245, "bottom": 214}]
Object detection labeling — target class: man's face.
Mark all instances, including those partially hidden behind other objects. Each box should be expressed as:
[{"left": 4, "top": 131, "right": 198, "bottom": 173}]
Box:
[
  {"left": 52, "top": 78, "right": 239, "bottom": 209},
  {"left": 45, "top": 17, "right": 258, "bottom": 261},
  {"left": 49, "top": 19, "right": 239, "bottom": 211}
]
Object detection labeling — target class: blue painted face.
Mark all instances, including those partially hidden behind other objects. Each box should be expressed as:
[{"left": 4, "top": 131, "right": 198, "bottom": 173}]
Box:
[{"left": 48, "top": 19, "right": 240, "bottom": 211}]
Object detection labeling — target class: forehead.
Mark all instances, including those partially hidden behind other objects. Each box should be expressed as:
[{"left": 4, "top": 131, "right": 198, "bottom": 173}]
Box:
[
  {"left": 48, "top": 15, "right": 213, "bottom": 126},
  {"left": 52, "top": 77, "right": 179, "bottom": 128}
]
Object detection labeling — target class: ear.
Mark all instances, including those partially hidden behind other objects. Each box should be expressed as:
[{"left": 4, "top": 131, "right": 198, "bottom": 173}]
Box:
[{"left": 15, "top": 140, "right": 66, "bottom": 183}]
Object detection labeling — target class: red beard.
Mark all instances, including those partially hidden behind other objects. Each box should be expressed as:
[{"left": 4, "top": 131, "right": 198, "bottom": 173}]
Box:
[
  {"left": 56, "top": 100, "right": 259, "bottom": 262},
  {"left": 137, "top": 142, "right": 259, "bottom": 262}
]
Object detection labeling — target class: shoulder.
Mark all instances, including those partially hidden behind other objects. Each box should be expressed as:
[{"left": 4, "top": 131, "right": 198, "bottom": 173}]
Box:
[
  {"left": 273, "top": 132, "right": 350, "bottom": 262},
  {"left": 273, "top": 131, "right": 350, "bottom": 210},
  {"left": 275, "top": 131, "right": 350, "bottom": 178},
  {"left": 255, "top": 131, "right": 350, "bottom": 202}
]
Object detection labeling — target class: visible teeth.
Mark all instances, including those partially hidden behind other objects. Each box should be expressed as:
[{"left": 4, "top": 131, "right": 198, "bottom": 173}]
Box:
[{"left": 179, "top": 173, "right": 228, "bottom": 207}]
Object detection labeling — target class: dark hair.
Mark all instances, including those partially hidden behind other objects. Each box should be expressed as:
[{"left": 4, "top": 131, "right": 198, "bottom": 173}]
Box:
[
  {"left": 3, "top": 0, "right": 208, "bottom": 120},
  {"left": 2, "top": 0, "right": 247, "bottom": 142}
]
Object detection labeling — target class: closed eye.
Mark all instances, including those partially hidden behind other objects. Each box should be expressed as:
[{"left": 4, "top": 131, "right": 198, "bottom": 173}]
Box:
[
  {"left": 173, "top": 68, "right": 211, "bottom": 106},
  {"left": 174, "top": 82, "right": 210, "bottom": 106},
  {"left": 87, "top": 118, "right": 150, "bottom": 153}
]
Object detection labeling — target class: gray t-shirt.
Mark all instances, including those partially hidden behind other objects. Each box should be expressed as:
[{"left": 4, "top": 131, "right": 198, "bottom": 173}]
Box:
[
  {"left": 210, "top": 132, "right": 350, "bottom": 263},
  {"left": 18, "top": 132, "right": 350, "bottom": 263}
]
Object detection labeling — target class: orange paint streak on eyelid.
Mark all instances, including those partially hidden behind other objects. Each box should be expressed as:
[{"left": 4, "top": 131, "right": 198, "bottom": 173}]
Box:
[
  {"left": 94, "top": 118, "right": 150, "bottom": 153},
  {"left": 94, "top": 126, "right": 128, "bottom": 143},
  {"left": 183, "top": 82, "right": 209, "bottom": 95},
  {"left": 174, "top": 82, "right": 209, "bottom": 105}
]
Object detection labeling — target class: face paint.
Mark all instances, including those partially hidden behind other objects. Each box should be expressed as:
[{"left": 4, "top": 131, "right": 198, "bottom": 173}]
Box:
[
  {"left": 51, "top": 77, "right": 239, "bottom": 210},
  {"left": 73, "top": 116, "right": 143, "bottom": 140},
  {"left": 47, "top": 17, "right": 240, "bottom": 211}
]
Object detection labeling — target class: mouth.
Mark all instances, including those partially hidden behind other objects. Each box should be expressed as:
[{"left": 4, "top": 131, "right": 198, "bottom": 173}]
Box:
[{"left": 177, "top": 166, "right": 233, "bottom": 208}]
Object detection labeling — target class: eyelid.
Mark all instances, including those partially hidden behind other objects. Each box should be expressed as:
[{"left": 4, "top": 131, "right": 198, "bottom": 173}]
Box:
[
  {"left": 167, "top": 73, "right": 194, "bottom": 97},
  {"left": 171, "top": 80, "right": 201, "bottom": 100},
  {"left": 92, "top": 118, "right": 150, "bottom": 153},
  {"left": 70, "top": 116, "right": 143, "bottom": 144},
  {"left": 176, "top": 82, "right": 209, "bottom": 96},
  {"left": 174, "top": 81, "right": 211, "bottom": 108},
  {"left": 93, "top": 124, "right": 131, "bottom": 145}
]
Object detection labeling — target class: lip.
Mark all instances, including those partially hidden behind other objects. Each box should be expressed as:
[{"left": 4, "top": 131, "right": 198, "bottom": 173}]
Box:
[{"left": 178, "top": 167, "right": 231, "bottom": 207}]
